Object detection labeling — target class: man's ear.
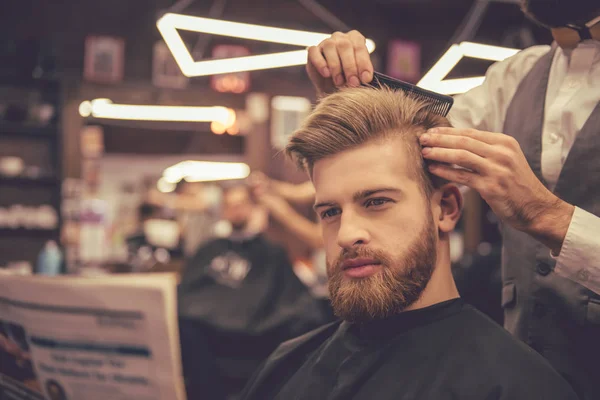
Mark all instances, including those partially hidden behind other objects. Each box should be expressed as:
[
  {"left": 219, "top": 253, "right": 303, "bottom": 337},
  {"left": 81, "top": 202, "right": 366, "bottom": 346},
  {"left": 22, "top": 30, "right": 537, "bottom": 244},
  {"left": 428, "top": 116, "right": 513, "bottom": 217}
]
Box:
[{"left": 431, "top": 184, "right": 463, "bottom": 233}]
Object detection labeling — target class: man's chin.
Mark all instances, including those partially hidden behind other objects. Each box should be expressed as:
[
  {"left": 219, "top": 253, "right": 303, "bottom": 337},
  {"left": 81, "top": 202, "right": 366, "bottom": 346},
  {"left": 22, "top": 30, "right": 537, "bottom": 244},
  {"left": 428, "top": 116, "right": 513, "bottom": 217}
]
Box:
[{"left": 329, "top": 269, "right": 429, "bottom": 323}]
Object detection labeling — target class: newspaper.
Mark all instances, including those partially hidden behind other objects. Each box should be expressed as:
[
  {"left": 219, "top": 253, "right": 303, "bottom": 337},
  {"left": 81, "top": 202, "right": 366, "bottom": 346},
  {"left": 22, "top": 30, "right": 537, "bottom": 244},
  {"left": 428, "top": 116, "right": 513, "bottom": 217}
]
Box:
[{"left": 0, "top": 273, "right": 185, "bottom": 400}]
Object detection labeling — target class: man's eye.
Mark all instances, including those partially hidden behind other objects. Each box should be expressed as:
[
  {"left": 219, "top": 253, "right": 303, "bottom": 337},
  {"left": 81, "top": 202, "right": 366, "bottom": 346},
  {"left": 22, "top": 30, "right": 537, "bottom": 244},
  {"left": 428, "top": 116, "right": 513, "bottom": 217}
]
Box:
[
  {"left": 365, "top": 198, "right": 390, "bottom": 208},
  {"left": 321, "top": 208, "right": 340, "bottom": 220}
]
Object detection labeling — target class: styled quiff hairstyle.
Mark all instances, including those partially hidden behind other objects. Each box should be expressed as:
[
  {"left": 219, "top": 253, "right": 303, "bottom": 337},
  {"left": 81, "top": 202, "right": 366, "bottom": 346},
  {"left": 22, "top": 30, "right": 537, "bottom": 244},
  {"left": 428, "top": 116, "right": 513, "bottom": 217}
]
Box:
[{"left": 285, "top": 86, "right": 450, "bottom": 197}]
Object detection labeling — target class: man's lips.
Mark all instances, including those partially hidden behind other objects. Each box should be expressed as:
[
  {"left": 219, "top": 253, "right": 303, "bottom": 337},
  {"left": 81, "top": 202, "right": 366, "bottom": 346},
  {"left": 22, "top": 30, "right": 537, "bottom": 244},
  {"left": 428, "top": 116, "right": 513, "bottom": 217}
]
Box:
[{"left": 341, "top": 258, "right": 381, "bottom": 270}]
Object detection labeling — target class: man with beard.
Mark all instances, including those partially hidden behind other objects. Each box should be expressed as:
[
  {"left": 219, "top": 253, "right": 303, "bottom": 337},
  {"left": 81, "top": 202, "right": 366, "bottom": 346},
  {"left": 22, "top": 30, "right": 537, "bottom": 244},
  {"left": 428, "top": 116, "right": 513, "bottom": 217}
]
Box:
[
  {"left": 240, "top": 87, "right": 578, "bottom": 400},
  {"left": 178, "top": 185, "right": 329, "bottom": 400},
  {"left": 307, "top": 1, "right": 600, "bottom": 398}
]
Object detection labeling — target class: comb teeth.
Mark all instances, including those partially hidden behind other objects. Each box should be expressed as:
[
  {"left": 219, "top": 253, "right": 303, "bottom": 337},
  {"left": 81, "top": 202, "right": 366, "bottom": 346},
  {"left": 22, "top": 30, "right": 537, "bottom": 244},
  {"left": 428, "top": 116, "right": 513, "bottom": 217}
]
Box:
[{"left": 367, "top": 72, "right": 454, "bottom": 117}]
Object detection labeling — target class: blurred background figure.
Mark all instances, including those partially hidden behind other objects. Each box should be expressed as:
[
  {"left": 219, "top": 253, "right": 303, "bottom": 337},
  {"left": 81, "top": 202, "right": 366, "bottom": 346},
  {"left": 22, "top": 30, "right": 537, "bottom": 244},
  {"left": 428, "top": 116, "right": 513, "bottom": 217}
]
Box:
[
  {"left": 248, "top": 172, "right": 329, "bottom": 299},
  {"left": 178, "top": 183, "right": 331, "bottom": 400},
  {"left": 125, "top": 202, "right": 184, "bottom": 272},
  {"left": 147, "top": 180, "right": 222, "bottom": 258}
]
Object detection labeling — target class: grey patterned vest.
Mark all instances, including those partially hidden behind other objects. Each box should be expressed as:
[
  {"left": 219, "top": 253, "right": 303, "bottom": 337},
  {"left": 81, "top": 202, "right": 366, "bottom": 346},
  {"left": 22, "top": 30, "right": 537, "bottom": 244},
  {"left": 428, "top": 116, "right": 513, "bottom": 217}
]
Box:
[{"left": 502, "top": 44, "right": 600, "bottom": 400}]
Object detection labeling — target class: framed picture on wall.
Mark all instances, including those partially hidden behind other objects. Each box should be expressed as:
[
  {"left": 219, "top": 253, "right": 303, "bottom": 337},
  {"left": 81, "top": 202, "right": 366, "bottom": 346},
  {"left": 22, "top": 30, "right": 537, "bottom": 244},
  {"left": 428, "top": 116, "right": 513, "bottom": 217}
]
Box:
[
  {"left": 84, "top": 36, "right": 125, "bottom": 83},
  {"left": 386, "top": 40, "right": 421, "bottom": 83},
  {"left": 210, "top": 45, "right": 251, "bottom": 94},
  {"left": 152, "top": 41, "right": 189, "bottom": 89},
  {"left": 270, "top": 96, "right": 311, "bottom": 150}
]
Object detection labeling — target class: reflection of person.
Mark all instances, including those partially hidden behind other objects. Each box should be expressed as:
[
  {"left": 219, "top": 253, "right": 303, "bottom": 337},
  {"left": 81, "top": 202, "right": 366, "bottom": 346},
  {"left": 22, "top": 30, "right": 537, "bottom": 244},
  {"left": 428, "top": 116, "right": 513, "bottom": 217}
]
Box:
[
  {"left": 149, "top": 180, "right": 225, "bottom": 257},
  {"left": 249, "top": 172, "right": 315, "bottom": 206},
  {"left": 249, "top": 173, "right": 329, "bottom": 299},
  {"left": 125, "top": 203, "right": 183, "bottom": 269},
  {"left": 178, "top": 184, "right": 330, "bottom": 400},
  {"left": 45, "top": 380, "right": 67, "bottom": 400},
  {"left": 249, "top": 172, "right": 322, "bottom": 250},
  {"left": 240, "top": 87, "right": 578, "bottom": 400},
  {"left": 306, "top": 2, "right": 600, "bottom": 398}
]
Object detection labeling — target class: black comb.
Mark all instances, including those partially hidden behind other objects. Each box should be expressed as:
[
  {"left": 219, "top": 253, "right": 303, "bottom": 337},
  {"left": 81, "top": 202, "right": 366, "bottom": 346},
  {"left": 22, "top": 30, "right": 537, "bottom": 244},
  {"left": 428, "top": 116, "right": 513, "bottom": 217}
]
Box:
[{"left": 366, "top": 71, "right": 454, "bottom": 117}]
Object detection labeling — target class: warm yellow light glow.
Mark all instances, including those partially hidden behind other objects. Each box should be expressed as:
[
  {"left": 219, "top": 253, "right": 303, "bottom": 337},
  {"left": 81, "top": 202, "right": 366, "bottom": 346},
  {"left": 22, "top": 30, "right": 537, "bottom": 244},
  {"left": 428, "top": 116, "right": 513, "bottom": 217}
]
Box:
[
  {"left": 163, "top": 161, "right": 250, "bottom": 183},
  {"left": 157, "top": 177, "right": 177, "bottom": 193},
  {"left": 211, "top": 121, "right": 227, "bottom": 134},
  {"left": 156, "top": 13, "right": 376, "bottom": 77},
  {"left": 78, "top": 98, "right": 236, "bottom": 126},
  {"left": 79, "top": 101, "right": 92, "bottom": 117},
  {"left": 226, "top": 123, "right": 239, "bottom": 135},
  {"left": 163, "top": 166, "right": 185, "bottom": 183},
  {"left": 417, "top": 41, "right": 520, "bottom": 95}
]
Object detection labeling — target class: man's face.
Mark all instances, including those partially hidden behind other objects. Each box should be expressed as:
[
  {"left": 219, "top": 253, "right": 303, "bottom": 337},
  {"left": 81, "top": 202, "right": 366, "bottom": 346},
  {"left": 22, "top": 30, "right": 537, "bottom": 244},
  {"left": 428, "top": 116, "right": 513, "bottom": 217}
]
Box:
[
  {"left": 222, "top": 186, "right": 254, "bottom": 231},
  {"left": 313, "top": 137, "right": 438, "bottom": 322}
]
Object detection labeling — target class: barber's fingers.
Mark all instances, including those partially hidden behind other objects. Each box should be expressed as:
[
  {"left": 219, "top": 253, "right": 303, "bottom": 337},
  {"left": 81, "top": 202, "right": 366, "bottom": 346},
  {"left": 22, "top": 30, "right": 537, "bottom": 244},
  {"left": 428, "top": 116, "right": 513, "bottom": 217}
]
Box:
[
  {"left": 319, "top": 37, "right": 345, "bottom": 86},
  {"left": 307, "top": 45, "right": 331, "bottom": 78},
  {"left": 331, "top": 32, "right": 360, "bottom": 87},
  {"left": 347, "top": 30, "right": 373, "bottom": 84},
  {"left": 309, "top": 30, "right": 373, "bottom": 90}
]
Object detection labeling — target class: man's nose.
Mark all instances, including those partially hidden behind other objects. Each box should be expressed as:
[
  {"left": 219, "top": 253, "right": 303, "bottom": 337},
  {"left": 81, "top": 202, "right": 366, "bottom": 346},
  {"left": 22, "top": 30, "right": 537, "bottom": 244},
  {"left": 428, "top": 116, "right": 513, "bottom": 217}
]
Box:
[{"left": 336, "top": 212, "right": 370, "bottom": 249}]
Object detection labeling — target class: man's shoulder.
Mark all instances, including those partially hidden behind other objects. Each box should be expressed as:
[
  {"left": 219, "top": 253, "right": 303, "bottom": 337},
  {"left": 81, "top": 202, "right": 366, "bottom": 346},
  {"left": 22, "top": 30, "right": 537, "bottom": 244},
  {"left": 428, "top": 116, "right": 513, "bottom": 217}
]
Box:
[
  {"left": 240, "top": 320, "right": 341, "bottom": 399},
  {"left": 456, "top": 306, "right": 576, "bottom": 385},
  {"left": 457, "top": 305, "right": 544, "bottom": 359},
  {"left": 423, "top": 306, "right": 576, "bottom": 398}
]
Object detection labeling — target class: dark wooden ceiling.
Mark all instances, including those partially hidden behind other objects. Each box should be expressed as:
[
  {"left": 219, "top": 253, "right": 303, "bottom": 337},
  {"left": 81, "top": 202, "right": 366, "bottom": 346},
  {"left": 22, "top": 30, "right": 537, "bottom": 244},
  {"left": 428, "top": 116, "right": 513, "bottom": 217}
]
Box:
[
  {"left": 1, "top": 0, "right": 552, "bottom": 155},
  {"left": 1, "top": 0, "right": 551, "bottom": 78}
]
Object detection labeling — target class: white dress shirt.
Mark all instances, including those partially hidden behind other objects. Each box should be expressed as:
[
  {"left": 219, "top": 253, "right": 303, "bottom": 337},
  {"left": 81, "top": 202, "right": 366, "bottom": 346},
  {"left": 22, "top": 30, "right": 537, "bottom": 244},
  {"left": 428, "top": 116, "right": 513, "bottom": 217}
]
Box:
[{"left": 449, "top": 40, "right": 600, "bottom": 295}]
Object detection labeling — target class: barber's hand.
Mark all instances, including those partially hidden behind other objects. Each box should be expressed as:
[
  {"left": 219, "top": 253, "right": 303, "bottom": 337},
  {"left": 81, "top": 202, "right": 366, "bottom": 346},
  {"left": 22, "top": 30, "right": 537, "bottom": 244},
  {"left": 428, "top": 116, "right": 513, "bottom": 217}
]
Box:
[
  {"left": 255, "top": 191, "right": 288, "bottom": 215},
  {"left": 420, "top": 127, "right": 575, "bottom": 254},
  {"left": 247, "top": 171, "right": 271, "bottom": 197},
  {"left": 307, "top": 31, "right": 374, "bottom": 96}
]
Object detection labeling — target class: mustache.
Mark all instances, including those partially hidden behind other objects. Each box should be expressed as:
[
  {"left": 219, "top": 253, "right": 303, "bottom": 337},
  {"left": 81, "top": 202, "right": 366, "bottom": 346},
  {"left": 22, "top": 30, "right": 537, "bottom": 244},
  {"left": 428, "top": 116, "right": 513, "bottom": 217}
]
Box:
[{"left": 332, "top": 247, "right": 390, "bottom": 270}]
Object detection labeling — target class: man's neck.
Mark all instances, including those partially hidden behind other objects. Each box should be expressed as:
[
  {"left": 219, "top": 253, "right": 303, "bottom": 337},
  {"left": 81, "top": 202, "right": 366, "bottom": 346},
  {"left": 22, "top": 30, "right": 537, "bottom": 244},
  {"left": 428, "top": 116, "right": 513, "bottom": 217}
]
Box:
[{"left": 405, "top": 248, "right": 460, "bottom": 312}]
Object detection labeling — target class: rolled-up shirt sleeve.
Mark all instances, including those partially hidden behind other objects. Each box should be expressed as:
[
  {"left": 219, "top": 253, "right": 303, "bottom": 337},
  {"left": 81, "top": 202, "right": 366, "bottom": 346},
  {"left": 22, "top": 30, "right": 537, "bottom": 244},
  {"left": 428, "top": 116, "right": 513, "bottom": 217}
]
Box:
[{"left": 553, "top": 207, "right": 600, "bottom": 294}]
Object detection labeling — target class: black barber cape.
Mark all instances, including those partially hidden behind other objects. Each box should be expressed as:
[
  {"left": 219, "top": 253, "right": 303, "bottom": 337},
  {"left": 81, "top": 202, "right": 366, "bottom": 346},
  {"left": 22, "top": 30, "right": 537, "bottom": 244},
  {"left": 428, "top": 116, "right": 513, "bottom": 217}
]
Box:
[
  {"left": 178, "top": 234, "right": 330, "bottom": 399},
  {"left": 241, "top": 299, "right": 579, "bottom": 400}
]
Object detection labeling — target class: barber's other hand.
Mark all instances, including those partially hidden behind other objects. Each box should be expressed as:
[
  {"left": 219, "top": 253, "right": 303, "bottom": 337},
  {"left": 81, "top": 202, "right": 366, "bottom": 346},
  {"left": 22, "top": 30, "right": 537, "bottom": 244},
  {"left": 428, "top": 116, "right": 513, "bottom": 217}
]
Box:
[
  {"left": 307, "top": 31, "right": 374, "bottom": 96},
  {"left": 247, "top": 171, "right": 270, "bottom": 196},
  {"left": 255, "top": 191, "right": 287, "bottom": 214},
  {"left": 420, "top": 127, "right": 575, "bottom": 254}
]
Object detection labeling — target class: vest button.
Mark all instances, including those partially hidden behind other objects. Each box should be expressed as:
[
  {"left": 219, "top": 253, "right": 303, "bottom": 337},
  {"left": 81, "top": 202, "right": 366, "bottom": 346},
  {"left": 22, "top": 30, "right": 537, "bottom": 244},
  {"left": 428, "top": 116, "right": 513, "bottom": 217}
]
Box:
[{"left": 536, "top": 262, "right": 551, "bottom": 276}]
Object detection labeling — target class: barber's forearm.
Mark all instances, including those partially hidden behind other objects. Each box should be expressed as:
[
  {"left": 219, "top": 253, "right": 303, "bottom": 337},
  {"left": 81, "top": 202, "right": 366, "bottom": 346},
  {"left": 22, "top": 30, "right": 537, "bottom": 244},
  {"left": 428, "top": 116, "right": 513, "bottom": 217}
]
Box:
[
  {"left": 272, "top": 181, "right": 315, "bottom": 204},
  {"left": 269, "top": 202, "right": 323, "bottom": 249}
]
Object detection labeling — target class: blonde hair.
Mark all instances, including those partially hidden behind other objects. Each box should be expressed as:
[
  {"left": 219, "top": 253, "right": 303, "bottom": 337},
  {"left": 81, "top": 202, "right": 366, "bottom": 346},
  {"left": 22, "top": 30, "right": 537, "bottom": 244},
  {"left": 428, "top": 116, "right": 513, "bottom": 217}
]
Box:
[{"left": 286, "top": 86, "right": 450, "bottom": 196}]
